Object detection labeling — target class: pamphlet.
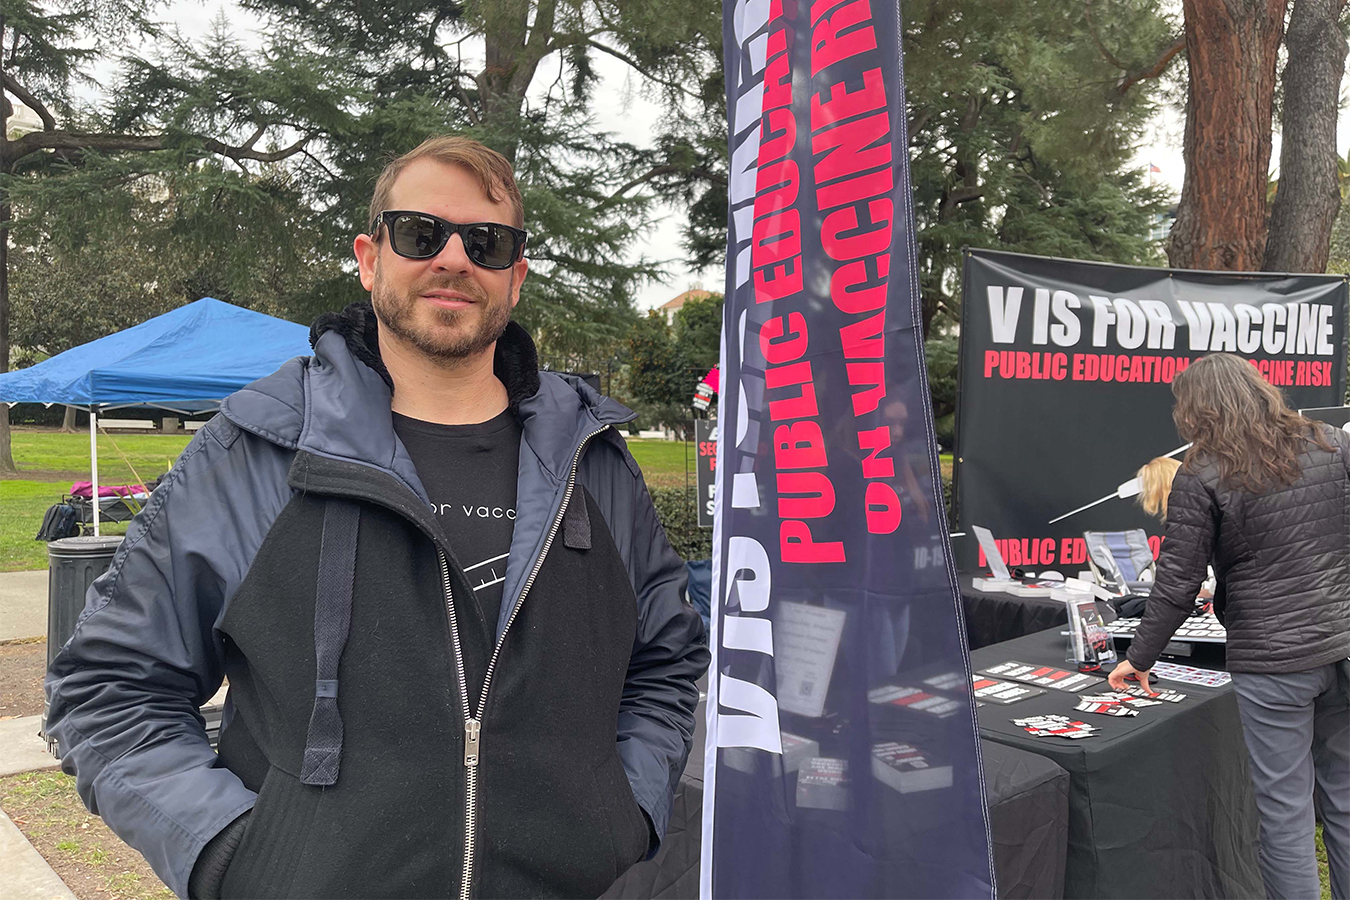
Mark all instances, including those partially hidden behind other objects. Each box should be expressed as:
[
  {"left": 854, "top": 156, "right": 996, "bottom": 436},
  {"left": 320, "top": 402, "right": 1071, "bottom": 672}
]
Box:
[
  {"left": 972, "top": 525, "right": 1012, "bottom": 580},
  {"left": 774, "top": 602, "right": 847, "bottom": 718},
  {"left": 1064, "top": 595, "right": 1118, "bottom": 668},
  {"left": 970, "top": 677, "right": 1044, "bottom": 705}
]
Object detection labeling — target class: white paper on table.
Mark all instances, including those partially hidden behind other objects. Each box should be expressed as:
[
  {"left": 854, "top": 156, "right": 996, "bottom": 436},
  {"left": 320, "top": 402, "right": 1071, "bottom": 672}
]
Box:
[
  {"left": 971, "top": 525, "right": 1011, "bottom": 581},
  {"left": 774, "top": 601, "right": 847, "bottom": 718}
]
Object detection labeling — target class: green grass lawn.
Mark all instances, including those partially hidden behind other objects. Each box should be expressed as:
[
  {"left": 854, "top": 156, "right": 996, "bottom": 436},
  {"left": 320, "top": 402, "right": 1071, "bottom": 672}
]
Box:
[
  {"left": 4, "top": 433, "right": 948, "bottom": 571},
  {"left": 1, "top": 431, "right": 698, "bottom": 571},
  {"left": 2, "top": 430, "right": 193, "bottom": 572}
]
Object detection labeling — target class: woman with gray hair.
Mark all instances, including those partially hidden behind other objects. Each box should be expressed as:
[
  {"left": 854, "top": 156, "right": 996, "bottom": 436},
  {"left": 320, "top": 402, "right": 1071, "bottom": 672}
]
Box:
[{"left": 1108, "top": 352, "right": 1349, "bottom": 899}]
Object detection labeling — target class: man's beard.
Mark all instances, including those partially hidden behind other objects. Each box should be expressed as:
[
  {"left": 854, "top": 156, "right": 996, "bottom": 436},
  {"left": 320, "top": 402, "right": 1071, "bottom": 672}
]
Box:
[{"left": 370, "top": 266, "right": 513, "bottom": 363}]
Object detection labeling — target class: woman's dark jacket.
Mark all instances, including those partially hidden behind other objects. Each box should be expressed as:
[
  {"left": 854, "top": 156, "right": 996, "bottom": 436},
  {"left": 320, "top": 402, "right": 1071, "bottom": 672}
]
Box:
[
  {"left": 44, "top": 308, "right": 709, "bottom": 899},
  {"left": 1129, "top": 424, "right": 1350, "bottom": 674}
]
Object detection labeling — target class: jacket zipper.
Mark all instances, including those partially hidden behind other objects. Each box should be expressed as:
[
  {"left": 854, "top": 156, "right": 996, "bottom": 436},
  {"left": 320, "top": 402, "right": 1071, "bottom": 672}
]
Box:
[{"left": 438, "top": 424, "right": 609, "bottom": 900}]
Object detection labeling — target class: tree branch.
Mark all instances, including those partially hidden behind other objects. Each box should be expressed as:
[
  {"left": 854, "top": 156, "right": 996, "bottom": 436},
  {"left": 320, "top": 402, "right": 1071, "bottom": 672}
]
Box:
[
  {"left": 1084, "top": 0, "right": 1132, "bottom": 72},
  {"left": 8, "top": 129, "right": 314, "bottom": 164},
  {"left": 1116, "top": 36, "right": 1185, "bottom": 96},
  {"left": 576, "top": 38, "right": 700, "bottom": 100},
  {"left": 600, "top": 165, "right": 681, "bottom": 209},
  {"left": 1085, "top": 0, "right": 1184, "bottom": 97},
  {"left": 2, "top": 73, "right": 56, "bottom": 131},
  {"left": 239, "top": 124, "right": 267, "bottom": 151}
]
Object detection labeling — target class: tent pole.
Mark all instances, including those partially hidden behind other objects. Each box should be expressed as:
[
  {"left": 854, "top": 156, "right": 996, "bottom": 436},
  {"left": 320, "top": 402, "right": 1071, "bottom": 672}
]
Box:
[{"left": 89, "top": 408, "right": 100, "bottom": 537}]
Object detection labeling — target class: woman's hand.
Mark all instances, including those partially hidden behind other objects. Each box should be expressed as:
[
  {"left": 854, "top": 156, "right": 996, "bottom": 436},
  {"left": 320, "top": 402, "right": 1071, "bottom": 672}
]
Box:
[{"left": 1108, "top": 659, "right": 1157, "bottom": 695}]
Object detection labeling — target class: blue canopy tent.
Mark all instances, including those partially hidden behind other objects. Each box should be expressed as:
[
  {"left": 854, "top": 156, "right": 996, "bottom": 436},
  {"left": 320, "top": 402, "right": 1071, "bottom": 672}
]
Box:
[{"left": 0, "top": 297, "right": 312, "bottom": 532}]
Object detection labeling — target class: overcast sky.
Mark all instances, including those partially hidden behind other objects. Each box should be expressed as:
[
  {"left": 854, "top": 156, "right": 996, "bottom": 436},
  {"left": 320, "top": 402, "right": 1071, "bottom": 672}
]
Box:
[{"left": 112, "top": 2, "right": 1350, "bottom": 309}]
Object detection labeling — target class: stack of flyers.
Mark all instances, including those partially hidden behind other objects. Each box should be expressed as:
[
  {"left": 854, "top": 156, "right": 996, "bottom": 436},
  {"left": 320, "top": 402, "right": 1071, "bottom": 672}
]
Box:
[
  {"left": 970, "top": 677, "right": 1045, "bottom": 705},
  {"left": 1073, "top": 692, "right": 1162, "bottom": 716},
  {"left": 871, "top": 742, "right": 953, "bottom": 794},
  {"left": 1012, "top": 715, "right": 1097, "bottom": 739},
  {"left": 980, "top": 661, "right": 1103, "bottom": 693},
  {"left": 1121, "top": 684, "right": 1186, "bottom": 703},
  {"left": 1150, "top": 662, "right": 1232, "bottom": 687},
  {"left": 867, "top": 685, "right": 962, "bottom": 718},
  {"left": 795, "top": 757, "right": 850, "bottom": 811}
]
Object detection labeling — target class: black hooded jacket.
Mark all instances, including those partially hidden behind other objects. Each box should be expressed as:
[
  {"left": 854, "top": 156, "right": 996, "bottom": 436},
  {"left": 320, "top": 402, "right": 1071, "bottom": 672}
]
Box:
[
  {"left": 1128, "top": 424, "right": 1350, "bottom": 674},
  {"left": 45, "top": 304, "right": 710, "bottom": 898}
]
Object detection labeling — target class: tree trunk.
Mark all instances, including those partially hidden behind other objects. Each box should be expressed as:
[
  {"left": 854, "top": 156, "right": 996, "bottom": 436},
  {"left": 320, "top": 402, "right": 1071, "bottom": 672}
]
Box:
[
  {"left": 1262, "top": 0, "right": 1349, "bottom": 273},
  {"left": 479, "top": 0, "right": 556, "bottom": 164},
  {"left": 1168, "top": 0, "right": 1287, "bottom": 271},
  {"left": 60, "top": 405, "right": 77, "bottom": 432},
  {"left": 0, "top": 17, "right": 17, "bottom": 476}
]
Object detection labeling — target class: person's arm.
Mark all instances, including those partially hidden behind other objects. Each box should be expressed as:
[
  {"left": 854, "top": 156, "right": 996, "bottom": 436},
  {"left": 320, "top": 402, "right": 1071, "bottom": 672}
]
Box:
[
  {"left": 1124, "top": 469, "right": 1219, "bottom": 673},
  {"left": 44, "top": 419, "right": 285, "bottom": 897},
  {"left": 619, "top": 475, "right": 709, "bottom": 856}
]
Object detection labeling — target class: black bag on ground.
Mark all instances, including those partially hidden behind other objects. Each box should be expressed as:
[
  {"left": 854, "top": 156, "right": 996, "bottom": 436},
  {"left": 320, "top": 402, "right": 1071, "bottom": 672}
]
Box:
[{"left": 36, "top": 503, "right": 80, "bottom": 541}]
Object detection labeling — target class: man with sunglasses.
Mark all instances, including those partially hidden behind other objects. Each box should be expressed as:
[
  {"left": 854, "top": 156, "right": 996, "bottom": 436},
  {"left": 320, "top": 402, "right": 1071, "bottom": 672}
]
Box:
[{"left": 46, "top": 136, "right": 709, "bottom": 899}]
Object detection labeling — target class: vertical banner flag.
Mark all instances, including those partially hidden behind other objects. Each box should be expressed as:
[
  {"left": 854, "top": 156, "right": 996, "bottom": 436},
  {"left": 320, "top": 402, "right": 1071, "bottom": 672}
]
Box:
[{"left": 702, "top": 0, "right": 996, "bottom": 897}]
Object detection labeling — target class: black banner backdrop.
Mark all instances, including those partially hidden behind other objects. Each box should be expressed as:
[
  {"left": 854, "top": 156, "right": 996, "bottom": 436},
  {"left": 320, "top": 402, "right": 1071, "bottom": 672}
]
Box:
[
  {"left": 955, "top": 248, "right": 1349, "bottom": 571},
  {"left": 701, "top": 0, "right": 995, "bottom": 896}
]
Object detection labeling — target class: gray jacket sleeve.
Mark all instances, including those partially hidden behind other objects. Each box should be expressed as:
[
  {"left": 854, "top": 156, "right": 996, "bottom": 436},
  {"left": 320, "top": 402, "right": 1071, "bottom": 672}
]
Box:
[
  {"left": 1126, "top": 468, "right": 1219, "bottom": 671},
  {"left": 44, "top": 418, "right": 290, "bottom": 897},
  {"left": 583, "top": 440, "right": 710, "bottom": 854}
]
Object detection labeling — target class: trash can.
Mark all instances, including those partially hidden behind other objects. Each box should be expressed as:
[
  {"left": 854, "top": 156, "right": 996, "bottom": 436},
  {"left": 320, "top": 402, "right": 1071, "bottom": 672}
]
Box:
[
  {"left": 44, "top": 535, "right": 123, "bottom": 752},
  {"left": 46, "top": 535, "right": 124, "bottom": 668}
]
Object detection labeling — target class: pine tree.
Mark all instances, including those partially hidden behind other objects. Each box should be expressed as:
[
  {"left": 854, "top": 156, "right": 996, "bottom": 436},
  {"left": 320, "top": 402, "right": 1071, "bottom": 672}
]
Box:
[{"left": 0, "top": 4, "right": 346, "bottom": 472}]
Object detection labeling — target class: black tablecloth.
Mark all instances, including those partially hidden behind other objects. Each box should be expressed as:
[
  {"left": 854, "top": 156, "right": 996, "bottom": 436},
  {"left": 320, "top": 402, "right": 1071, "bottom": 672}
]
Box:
[
  {"left": 971, "top": 629, "right": 1263, "bottom": 899},
  {"left": 605, "top": 699, "right": 1072, "bottom": 899},
  {"left": 961, "top": 577, "right": 1068, "bottom": 650},
  {"left": 980, "top": 740, "right": 1069, "bottom": 899}
]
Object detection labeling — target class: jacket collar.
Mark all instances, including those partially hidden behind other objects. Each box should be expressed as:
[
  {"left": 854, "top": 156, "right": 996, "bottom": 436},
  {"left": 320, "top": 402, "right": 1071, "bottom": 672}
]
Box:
[{"left": 221, "top": 301, "right": 635, "bottom": 498}]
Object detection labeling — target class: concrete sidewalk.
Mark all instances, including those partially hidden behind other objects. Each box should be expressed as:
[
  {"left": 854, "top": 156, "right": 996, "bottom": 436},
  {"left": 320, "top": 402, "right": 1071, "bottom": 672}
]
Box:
[
  {"left": 0, "top": 570, "right": 47, "bottom": 643},
  {"left": 0, "top": 808, "right": 75, "bottom": 900},
  {"left": 0, "top": 715, "right": 73, "bottom": 900}
]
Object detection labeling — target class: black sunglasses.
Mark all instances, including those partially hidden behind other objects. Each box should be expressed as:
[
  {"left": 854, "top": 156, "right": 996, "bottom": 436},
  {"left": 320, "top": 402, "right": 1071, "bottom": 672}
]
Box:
[{"left": 374, "top": 210, "right": 527, "bottom": 269}]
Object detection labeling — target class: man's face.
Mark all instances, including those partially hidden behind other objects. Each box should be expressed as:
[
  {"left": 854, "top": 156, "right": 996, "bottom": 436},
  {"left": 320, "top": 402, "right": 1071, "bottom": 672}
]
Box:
[{"left": 354, "top": 159, "right": 527, "bottom": 364}]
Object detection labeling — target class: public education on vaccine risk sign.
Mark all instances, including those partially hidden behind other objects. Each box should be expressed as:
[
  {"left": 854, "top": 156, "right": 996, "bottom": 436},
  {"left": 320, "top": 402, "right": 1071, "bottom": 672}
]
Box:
[
  {"left": 701, "top": 0, "right": 995, "bottom": 897},
  {"left": 955, "top": 248, "right": 1349, "bottom": 572}
]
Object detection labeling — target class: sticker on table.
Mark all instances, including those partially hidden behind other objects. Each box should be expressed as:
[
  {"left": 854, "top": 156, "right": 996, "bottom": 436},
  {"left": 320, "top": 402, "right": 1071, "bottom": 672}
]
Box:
[
  {"left": 1011, "top": 714, "right": 1097, "bottom": 739},
  {"left": 1121, "top": 685, "right": 1186, "bottom": 703},
  {"left": 1150, "top": 662, "right": 1232, "bottom": 687}
]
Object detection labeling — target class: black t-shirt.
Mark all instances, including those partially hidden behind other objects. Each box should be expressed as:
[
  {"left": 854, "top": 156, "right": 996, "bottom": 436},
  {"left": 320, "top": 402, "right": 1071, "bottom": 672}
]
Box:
[{"left": 393, "top": 409, "right": 521, "bottom": 633}]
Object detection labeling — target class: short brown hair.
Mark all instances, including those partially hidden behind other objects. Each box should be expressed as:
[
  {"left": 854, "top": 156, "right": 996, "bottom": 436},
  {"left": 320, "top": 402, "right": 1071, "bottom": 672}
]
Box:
[{"left": 367, "top": 136, "right": 524, "bottom": 231}]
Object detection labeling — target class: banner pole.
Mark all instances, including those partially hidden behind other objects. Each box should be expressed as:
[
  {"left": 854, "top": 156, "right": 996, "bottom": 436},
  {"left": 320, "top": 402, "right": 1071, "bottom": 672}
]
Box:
[{"left": 89, "top": 407, "right": 101, "bottom": 537}]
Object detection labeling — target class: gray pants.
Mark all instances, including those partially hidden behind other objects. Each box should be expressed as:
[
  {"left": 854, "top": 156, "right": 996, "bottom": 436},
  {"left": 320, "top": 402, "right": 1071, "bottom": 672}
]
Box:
[{"left": 1233, "top": 662, "right": 1350, "bottom": 900}]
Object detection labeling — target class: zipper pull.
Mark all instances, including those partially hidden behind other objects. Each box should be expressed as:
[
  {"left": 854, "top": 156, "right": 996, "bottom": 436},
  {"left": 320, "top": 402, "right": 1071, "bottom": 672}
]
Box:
[{"left": 464, "top": 718, "right": 481, "bottom": 767}]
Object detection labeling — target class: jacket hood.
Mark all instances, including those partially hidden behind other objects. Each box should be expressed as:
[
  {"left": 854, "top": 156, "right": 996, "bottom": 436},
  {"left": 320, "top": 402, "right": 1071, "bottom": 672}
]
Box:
[{"left": 220, "top": 301, "right": 635, "bottom": 499}]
